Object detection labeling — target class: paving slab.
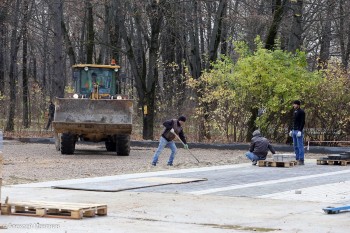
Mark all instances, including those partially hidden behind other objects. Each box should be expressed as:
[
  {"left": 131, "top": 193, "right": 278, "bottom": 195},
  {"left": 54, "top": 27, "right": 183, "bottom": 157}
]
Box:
[
  {"left": 0, "top": 161, "right": 349, "bottom": 233},
  {"left": 52, "top": 177, "right": 207, "bottom": 192}
]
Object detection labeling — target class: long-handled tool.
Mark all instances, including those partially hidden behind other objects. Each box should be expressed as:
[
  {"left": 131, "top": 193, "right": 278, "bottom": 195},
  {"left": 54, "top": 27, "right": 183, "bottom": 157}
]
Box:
[{"left": 172, "top": 132, "right": 200, "bottom": 163}]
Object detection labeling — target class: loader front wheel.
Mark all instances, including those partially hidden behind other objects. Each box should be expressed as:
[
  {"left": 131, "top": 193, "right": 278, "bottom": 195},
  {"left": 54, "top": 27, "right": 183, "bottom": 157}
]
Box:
[
  {"left": 105, "top": 140, "right": 116, "bottom": 152},
  {"left": 61, "top": 133, "right": 76, "bottom": 155},
  {"left": 116, "top": 135, "right": 130, "bottom": 156}
]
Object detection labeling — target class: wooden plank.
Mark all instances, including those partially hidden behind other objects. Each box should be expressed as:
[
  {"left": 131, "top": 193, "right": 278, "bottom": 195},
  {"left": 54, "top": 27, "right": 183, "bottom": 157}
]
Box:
[
  {"left": 83, "top": 210, "right": 96, "bottom": 217},
  {"left": 71, "top": 210, "right": 83, "bottom": 219},
  {"left": 1, "top": 205, "right": 11, "bottom": 215},
  {"left": 6, "top": 201, "right": 106, "bottom": 210},
  {"left": 97, "top": 207, "right": 108, "bottom": 216}
]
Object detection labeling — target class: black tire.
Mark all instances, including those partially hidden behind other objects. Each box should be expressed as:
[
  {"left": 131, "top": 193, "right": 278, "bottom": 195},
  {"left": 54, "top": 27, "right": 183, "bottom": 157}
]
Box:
[
  {"left": 116, "top": 135, "right": 130, "bottom": 156},
  {"left": 105, "top": 140, "right": 116, "bottom": 152},
  {"left": 60, "top": 133, "right": 76, "bottom": 155}
]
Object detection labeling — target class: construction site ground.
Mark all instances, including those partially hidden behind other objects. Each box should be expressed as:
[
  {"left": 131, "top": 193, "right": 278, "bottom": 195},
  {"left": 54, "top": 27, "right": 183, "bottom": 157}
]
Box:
[{"left": 0, "top": 139, "right": 349, "bottom": 232}]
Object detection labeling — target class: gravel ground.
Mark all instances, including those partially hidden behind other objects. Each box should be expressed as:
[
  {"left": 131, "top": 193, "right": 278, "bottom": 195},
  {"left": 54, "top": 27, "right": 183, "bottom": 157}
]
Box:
[{"left": 0, "top": 141, "right": 326, "bottom": 185}]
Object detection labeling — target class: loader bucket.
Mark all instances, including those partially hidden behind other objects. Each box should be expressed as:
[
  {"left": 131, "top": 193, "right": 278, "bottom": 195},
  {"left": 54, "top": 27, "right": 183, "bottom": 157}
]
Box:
[{"left": 52, "top": 98, "right": 133, "bottom": 135}]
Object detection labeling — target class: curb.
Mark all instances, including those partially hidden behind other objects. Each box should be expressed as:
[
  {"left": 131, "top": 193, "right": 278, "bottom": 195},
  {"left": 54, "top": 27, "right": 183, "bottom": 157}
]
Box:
[{"left": 3, "top": 137, "right": 350, "bottom": 154}]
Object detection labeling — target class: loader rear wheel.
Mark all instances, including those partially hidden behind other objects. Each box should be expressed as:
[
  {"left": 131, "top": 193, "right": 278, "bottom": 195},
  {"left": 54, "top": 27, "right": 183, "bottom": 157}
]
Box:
[
  {"left": 105, "top": 140, "right": 116, "bottom": 152},
  {"left": 116, "top": 135, "right": 130, "bottom": 156},
  {"left": 61, "top": 133, "right": 76, "bottom": 155}
]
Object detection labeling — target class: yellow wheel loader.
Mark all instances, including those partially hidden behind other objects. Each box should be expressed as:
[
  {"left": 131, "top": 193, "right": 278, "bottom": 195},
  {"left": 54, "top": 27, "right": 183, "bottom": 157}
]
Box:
[{"left": 52, "top": 61, "right": 133, "bottom": 155}]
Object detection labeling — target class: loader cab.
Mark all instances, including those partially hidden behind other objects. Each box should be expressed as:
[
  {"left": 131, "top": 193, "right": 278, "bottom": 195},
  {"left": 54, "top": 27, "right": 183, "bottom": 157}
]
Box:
[{"left": 72, "top": 63, "right": 121, "bottom": 99}]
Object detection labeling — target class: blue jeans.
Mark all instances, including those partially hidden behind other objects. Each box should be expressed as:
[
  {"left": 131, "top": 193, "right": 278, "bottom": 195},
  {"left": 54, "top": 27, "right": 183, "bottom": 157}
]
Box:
[
  {"left": 245, "top": 152, "right": 262, "bottom": 162},
  {"left": 292, "top": 130, "right": 304, "bottom": 161},
  {"left": 152, "top": 136, "right": 177, "bottom": 164}
]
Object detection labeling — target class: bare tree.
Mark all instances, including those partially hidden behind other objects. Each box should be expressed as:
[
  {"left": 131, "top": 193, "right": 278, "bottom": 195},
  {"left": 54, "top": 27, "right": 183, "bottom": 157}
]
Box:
[
  {"left": 287, "top": 0, "right": 303, "bottom": 52},
  {"left": 22, "top": 0, "right": 30, "bottom": 128},
  {"left": 265, "top": 0, "right": 288, "bottom": 50},
  {"left": 318, "top": 0, "right": 336, "bottom": 69},
  {"left": 338, "top": 0, "right": 350, "bottom": 68},
  {"left": 86, "top": 0, "right": 94, "bottom": 64},
  {"left": 115, "top": 0, "right": 166, "bottom": 140},
  {"left": 0, "top": 1, "right": 7, "bottom": 96},
  {"left": 5, "top": 0, "right": 21, "bottom": 131},
  {"left": 50, "top": 0, "right": 65, "bottom": 98}
]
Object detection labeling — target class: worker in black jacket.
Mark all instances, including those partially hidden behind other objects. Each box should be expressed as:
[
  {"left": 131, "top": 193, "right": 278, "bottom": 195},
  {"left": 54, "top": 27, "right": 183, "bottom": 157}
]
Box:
[
  {"left": 45, "top": 101, "right": 55, "bottom": 130},
  {"left": 289, "top": 100, "right": 306, "bottom": 165},
  {"left": 151, "top": 116, "right": 188, "bottom": 166},
  {"left": 246, "top": 130, "right": 276, "bottom": 165}
]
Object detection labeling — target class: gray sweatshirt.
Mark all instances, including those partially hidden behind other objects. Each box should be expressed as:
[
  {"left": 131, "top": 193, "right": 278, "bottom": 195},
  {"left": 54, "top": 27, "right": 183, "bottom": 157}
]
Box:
[{"left": 249, "top": 135, "right": 276, "bottom": 159}]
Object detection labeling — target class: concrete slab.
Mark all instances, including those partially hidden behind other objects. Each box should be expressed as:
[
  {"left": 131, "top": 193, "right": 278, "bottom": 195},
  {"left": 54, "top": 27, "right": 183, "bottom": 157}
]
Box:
[
  {"left": 0, "top": 163, "right": 349, "bottom": 233},
  {"left": 52, "top": 177, "right": 207, "bottom": 192}
]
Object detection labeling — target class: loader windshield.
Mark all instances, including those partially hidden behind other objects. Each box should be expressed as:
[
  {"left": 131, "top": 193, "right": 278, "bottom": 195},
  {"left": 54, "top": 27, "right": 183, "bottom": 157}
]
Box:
[{"left": 75, "top": 68, "right": 116, "bottom": 96}]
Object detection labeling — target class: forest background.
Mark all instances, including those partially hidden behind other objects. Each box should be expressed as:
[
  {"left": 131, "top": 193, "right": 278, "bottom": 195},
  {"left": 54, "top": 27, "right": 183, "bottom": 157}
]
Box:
[{"left": 1, "top": 0, "right": 350, "bottom": 145}]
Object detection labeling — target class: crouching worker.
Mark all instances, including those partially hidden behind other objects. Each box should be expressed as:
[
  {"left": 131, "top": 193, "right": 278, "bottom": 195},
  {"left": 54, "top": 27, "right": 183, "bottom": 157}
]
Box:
[{"left": 245, "top": 130, "right": 276, "bottom": 165}]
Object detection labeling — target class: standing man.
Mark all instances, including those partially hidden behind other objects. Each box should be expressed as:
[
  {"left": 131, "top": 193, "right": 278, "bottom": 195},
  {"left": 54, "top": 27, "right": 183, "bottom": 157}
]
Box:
[
  {"left": 151, "top": 116, "right": 188, "bottom": 166},
  {"left": 245, "top": 130, "right": 276, "bottom": 165},
  {"left": 45, "top": 101, "right": 55, "bottom": 130},
  {"left": 289, "top": 100, "right": 306, "bottom": 165}
]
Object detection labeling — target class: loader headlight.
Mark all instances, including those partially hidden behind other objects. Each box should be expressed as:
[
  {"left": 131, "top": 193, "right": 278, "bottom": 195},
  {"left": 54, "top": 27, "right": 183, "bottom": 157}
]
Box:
[
  {"left": 84, "top": 67, "right": 89, "bottom": 71},
  {"left": 114, "top": 68, "right": 119, "bottom": 72},
  {"left": 73, "top": 94, "right": 79, "bottom": 99},
  {"left": 116, "top": 95, "right": 122, "bottom": 100}
]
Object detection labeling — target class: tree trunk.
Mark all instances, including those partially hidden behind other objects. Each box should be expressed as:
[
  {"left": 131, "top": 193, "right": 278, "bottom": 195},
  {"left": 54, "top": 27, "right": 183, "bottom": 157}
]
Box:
[
  {"left": 265, "top": 0, "right": 287, "bottom": 50},
  {"left": 208, "top": 0, "right": 228, "bottom": 64},
  {"left": 62, "top": 21, "right": 76, "bottom": 66},
  {"left": 86, "top": 0, "right": 94, "bottom": 64},
  {"left": 0, "top": 9, "right": 6, "bottom": 95},
  {"left": 50, "top": 0, "right": 65, "bottom": 98},
  {"left": 110, "top": 0, "right": 120, "bottom": 63},
  {"left": 318, "top": 0, "right": 336, "bottom": 69},
  {"left": 5, "top": 0, "right": 21, "bottom": 131},
  {"left": 188, "top": 1, "right": 201, "bottom": 80},
  {"left": 287, "top": 0, "right": 303, "bottom": 52},
  {"left": 22, "top": 0, "right": 30, "bottom": 128},
  {"left": 338, "top": 0, "right": 350, "bottom": 69},
  {"left": 246, "top": 107, "right": 259, "bottom": 142}
]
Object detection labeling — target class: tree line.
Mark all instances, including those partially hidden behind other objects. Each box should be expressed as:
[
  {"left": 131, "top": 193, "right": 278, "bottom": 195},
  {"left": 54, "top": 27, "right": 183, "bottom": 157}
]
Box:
[{"left": 0, "top": 0, "right": 350, "bottom": 143}]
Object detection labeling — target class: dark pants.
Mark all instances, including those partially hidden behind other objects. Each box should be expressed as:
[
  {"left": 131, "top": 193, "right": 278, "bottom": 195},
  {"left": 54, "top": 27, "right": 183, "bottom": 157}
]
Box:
[{"left": 46, "top": 116, "right": 53, "bottom": 130}]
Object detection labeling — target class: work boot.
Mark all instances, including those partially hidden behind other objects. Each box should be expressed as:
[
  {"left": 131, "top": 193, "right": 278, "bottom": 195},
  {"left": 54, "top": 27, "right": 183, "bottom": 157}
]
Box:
[
  {"left": 167, "top": 163, "right": 173, "bottom": 166},
  {"left": 151, "top": 162, "right": 157, "bottom": 166},
  {"left": 298, "top": 160, "right": 305, "bottom": 165},
  {"left": 252, "top": 160, "right": 257, "bottom": 166}
]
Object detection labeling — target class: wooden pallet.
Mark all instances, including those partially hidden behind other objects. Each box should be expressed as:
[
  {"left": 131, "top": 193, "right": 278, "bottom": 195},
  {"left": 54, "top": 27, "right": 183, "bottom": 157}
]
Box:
[
  {"left": 258, "top": 160, "right": 297, "bottom": 168},
  {"left": 1, "top": 201, "right": 107, "bottom": 219},
  {"left": 317, "top": 159, "right": 350, "bottom": 166}
]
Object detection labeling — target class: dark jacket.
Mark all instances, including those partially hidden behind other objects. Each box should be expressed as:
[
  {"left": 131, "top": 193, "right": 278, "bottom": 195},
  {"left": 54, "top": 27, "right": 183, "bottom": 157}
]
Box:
[
  {"left": 249, "top": 135, "right": 275, "bottom": 159},
  {"left": 161, "top": 119, "right": 187, "bottom": 144},
  {"left": 293, "top": 108, "right": 305, "bottom": 131},
  {"left": 48, "top": 103, "right": 55, "bottom": 118}
]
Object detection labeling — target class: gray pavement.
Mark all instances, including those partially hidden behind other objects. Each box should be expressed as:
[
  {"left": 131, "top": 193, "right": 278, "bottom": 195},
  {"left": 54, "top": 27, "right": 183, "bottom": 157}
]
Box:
[{"left": 0, "top": 160, "right": 350, "bottom": 232}]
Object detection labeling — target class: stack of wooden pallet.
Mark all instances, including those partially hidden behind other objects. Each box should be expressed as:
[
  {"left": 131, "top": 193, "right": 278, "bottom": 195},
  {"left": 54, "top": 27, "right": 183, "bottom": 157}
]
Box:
[
  {"left": 317, "top": 152, "right": 350, "bottom": 166},
  {"left": 258, "top": 154, "right": 297, "bottom": 168},
  {"left": 1, "top": 201, "right": 107, "bottom": 219}
]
